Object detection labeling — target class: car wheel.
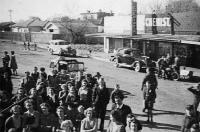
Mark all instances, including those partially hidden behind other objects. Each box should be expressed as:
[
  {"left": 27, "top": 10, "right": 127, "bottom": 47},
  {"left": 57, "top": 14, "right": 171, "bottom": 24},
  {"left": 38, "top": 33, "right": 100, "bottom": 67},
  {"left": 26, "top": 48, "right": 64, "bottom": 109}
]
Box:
[
  {"left": 135, "top": 63, "right": 141, "bottom": 72},
  {"left": 171, "top": 72, "right": 180, "bottom": 81}
]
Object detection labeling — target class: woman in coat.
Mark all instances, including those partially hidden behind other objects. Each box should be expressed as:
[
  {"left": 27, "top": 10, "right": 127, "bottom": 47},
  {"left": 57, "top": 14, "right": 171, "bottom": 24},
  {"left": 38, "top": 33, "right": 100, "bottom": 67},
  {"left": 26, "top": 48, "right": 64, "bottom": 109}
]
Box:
[{"left": 10, "top": 51, "right": 18, "bottom": 75}]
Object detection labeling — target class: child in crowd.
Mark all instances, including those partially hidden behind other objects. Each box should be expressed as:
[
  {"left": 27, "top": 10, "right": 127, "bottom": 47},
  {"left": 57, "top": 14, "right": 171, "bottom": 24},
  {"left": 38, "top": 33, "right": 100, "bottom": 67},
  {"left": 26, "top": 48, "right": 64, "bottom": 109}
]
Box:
[{"left": 59, "top": 84, "right": 68, "bottom": 106}]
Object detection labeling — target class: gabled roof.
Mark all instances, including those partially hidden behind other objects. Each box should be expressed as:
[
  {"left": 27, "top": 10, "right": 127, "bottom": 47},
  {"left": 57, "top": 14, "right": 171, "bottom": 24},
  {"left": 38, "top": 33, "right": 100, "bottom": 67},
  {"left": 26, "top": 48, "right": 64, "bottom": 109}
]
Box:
[
  {"left": 0, "top": 22, "right": 15, "bottom": 27},
  {"left": 12, "top": 19, "right": 39, "bottom": 28},
  {"left": 29, "top": 19, "right": 49, "bottom": 27}
]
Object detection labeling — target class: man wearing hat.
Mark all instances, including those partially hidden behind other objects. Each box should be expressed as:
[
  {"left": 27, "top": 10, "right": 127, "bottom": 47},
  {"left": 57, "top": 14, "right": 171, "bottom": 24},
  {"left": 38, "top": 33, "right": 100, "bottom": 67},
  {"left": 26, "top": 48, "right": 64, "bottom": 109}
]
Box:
[
  {"left": 111, "top": 92, "right": 132, "bottom": 126},
  {"left": 181, "top": 105, "right": 200, "bottom": 132},
  {"left": 188, "top": 83, "right": 200, "bottom": 112},
  {"left": 21, "top": 71, "right": 35, "bottom": 95},
  {"left": 93, "top": 72, "right": 102, "bottom": 82}
]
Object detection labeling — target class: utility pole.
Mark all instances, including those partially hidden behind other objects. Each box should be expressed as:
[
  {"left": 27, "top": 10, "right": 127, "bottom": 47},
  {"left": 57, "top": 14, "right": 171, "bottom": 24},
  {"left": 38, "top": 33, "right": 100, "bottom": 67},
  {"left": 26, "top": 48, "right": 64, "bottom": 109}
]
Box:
[
  {"left": 8, "top": 9, "right": 13, "bottom": 22},
  {"left": 8, "top": 9, "right": 13, "bottom": 43}
]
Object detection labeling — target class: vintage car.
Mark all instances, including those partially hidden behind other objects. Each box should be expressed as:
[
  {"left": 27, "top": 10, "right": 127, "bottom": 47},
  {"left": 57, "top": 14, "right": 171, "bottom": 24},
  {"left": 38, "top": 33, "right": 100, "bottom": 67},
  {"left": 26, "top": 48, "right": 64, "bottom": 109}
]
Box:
[
  {"left": 50, "top": 57, "right": 85, "bottom": 81},
  {"left": 50, "top": 57, "right": 84, "bottom": 72},
  {"left": 48, "top": 40, "right": 76, "bottom": 56},
  {"left": 114, "top": 48, "right": 156, "bottom": 72}
]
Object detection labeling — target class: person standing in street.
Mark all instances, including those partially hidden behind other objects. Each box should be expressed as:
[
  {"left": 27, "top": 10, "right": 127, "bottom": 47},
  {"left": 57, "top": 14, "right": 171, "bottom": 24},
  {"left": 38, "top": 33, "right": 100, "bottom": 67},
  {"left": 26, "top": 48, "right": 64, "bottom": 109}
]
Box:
[
  {"left": 188, "top": 83, "right": 200, "bottom": 112},
  {"left": 10, "top": 51, "right": 18, "bottom": 75},
  {"left": 92, "top": 78, "right": 110, "bottom": 131},
  {"left": 34, "top": 42, "right": 37, "bottom": 51},
  {"left": 23, "top": 41, "right": 27, "bottom": 50},
  {"left": 141, "top": 67, "right": 158, "bottom": 111},
  {"left": 2, "top": 51, "right": 10, "bottom": 68},
  {"left": 27, "top": 41, "right": 30, "bottom": 51}
]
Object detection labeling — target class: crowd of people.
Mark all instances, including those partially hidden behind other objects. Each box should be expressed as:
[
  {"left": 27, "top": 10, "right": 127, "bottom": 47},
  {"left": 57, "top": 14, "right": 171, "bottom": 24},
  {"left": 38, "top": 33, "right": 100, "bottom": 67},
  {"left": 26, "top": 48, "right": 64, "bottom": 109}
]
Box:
[
  {"left": 23, "top": 41, "right": 37, "bottom": 51},
  {"left": 157, "top": 53, "right": 181, "bottom": 79},
  {"left": 1, "top": 49, "right": 200, "bottom": 132},
  {"left": 0, "top": 50, "right": 144, "bottom": 132}
]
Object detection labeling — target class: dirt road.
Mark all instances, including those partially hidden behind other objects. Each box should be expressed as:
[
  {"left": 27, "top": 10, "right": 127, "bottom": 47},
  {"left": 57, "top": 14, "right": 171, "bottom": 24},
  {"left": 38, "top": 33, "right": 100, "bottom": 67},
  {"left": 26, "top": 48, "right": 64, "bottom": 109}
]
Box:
[{"left": 0, "top": 41, "right": 198, "bottom": 132}]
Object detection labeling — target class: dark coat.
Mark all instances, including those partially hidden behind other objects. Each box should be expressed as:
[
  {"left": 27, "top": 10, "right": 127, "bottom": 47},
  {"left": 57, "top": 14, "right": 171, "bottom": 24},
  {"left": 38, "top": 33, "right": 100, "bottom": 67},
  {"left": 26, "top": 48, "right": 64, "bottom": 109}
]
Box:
[
  {"left": 188, "top": 87, "right": 200, "bottom": 104},
  {"left": 142, "top": 73, "right": 158, "bottom": 91},
  {"left": 21, "top": 76, "right": 35, "bottom": 94},
  {"left": 92, "top": 86, "right": 110, "bottom": 108},
  {"left": 111, "top": 104, "right": 132, "bottom": 126}
]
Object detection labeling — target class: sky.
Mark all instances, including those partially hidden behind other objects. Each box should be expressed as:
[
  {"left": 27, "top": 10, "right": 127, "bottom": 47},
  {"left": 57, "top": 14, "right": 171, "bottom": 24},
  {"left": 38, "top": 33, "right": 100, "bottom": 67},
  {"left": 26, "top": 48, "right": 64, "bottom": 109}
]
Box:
[{"left": 1, "top": 0, "right": 198, "bottom": 22}]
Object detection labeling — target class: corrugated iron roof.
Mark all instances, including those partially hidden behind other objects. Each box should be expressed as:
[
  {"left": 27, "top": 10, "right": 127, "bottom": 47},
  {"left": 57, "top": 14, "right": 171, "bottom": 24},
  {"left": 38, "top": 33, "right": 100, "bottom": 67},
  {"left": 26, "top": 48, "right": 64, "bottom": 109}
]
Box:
[
  {"left": 12, "top": 19, "right": 37, "bottom": 27},
  {"left": 29, "top": 20, "right": 49, "bottom": 27},
  {"left": 86, "top": 33, "right": 200, "bottom": 44}
]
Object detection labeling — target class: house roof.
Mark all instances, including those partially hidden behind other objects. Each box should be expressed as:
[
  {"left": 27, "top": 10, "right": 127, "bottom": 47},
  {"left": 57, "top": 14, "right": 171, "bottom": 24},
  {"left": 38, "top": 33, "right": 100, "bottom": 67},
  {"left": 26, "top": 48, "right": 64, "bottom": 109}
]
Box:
[
  {"left": 0, "top": 22, "right": 15, "bottom": 27},
  {"left": 29, "top": 19, "right": 49, "bottom": 27},
  {"left": 12, "top": 19, "right": 38, "bottom": 28},
  {"left": 0, "top": 22, "right": 15, "bottom": 30}
]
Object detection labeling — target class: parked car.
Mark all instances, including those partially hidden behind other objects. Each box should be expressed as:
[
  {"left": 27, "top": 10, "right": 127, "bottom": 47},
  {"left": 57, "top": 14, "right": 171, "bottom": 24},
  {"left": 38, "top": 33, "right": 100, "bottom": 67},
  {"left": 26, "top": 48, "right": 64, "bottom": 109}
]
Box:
[
  {"left": 114, "top": 48, "right": 156, "bottom": 72},
  {"left": 48, "top": 40, "right": 76, "bottom": 56},
  {"left": 59, "top": 47, "right": 76, "bottom": 57}
]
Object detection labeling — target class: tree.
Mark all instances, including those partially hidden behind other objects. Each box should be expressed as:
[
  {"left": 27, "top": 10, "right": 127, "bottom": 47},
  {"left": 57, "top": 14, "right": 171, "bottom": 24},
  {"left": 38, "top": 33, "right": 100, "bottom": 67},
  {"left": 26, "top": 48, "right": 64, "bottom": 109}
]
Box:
[
  {"left": 55, "top": 17, "right": 89, "bottom": 43},
  {"left": 166, "top": 0, "right": 200, "bottom": 13},
  {"left": 148, "top": 0, "right": 167, "bottom": 13}
]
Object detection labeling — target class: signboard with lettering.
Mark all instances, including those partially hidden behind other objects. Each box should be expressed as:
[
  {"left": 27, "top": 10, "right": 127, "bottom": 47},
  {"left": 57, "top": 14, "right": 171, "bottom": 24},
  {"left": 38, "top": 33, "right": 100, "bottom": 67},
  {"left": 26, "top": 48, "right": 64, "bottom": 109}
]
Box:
[
  {"left": 145, "top": 14, "right": 171, "bottom": 34},
  {"left": 131, "top": 1, "right": 137, "bottom": 35},
  {"left": 145, "top": 17, "right": 171, "bottom": 27}
]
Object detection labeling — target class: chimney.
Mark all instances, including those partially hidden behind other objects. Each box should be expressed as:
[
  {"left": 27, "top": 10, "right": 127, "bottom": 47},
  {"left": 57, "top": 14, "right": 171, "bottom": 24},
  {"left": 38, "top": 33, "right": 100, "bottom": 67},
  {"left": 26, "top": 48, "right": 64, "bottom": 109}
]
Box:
[{"left": 131, "top": 0, "right": 137, "bottom": 36}]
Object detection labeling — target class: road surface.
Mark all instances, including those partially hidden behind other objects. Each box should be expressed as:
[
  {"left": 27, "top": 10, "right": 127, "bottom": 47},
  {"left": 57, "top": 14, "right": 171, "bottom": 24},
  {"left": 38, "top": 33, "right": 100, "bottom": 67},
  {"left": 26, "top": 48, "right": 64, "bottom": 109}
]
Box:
[{"left": 0, "top": 41, "right": 198, "bottom": 132}]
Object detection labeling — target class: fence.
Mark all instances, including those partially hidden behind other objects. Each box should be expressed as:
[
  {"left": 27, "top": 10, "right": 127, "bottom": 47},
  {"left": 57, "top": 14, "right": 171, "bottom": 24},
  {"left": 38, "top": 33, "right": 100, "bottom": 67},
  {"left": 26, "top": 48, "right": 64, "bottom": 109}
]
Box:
[{"left": 0, "top": 32, "right": 66, "bottom": 43}]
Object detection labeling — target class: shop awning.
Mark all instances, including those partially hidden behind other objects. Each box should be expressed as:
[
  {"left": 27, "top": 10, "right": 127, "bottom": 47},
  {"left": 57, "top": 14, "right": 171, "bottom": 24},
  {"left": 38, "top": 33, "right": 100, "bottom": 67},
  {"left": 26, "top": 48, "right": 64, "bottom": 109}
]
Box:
[{"left": 85, "top": 33, "right": 200, "bottom": 45}]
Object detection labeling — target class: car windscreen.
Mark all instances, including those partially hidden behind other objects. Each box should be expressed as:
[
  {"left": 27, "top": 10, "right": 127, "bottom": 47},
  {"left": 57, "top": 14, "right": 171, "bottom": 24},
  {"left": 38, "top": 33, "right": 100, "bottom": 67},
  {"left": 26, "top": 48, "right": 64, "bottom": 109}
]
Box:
[
  {"left": 67, "top": 63, "right": 84, "bottom": 72},
  {"left": 131, "top": 50, "right": 141, "bottom": 56}
]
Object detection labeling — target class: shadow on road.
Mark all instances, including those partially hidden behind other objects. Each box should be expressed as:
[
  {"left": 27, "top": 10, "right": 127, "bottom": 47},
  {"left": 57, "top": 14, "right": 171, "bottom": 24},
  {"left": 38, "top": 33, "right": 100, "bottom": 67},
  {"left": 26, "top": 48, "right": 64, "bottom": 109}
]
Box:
[
  {"left": 140, "top": 120, "right": 181, "bottom": 131},
  {"left": 107, "top": 87, "right": 135, "bottom": 97},
  {"left": 153, "top": 109, "right": 185, "bottom": 116},
  {"left": 134, "top": 109, "right": 184, "bottom": 117}
]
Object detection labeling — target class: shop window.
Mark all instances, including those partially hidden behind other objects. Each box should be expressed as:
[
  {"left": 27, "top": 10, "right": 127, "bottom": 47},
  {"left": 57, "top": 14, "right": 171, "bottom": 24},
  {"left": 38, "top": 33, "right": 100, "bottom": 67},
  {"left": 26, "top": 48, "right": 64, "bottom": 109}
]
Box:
[{"left": 123, "top": 39, "right": 131, "bottom": 48}]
